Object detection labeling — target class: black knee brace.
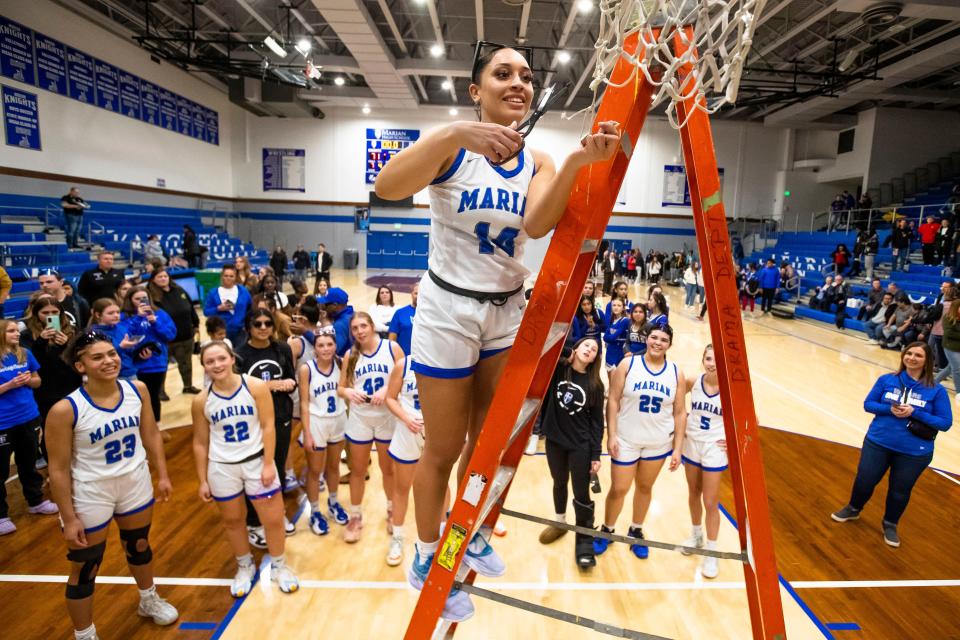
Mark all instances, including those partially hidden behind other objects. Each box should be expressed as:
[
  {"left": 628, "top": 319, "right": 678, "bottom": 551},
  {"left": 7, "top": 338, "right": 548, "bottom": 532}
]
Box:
[
  {"left": 65, "top": 542, "right": 105, "bottom": 600},
  {"left": 119, "top": 525, "right": 153, "bottom": 566}
]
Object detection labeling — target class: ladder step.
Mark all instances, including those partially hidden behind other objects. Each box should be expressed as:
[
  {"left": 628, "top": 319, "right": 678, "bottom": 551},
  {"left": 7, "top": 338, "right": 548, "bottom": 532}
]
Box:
[
  {"left": 477, "top": 466, "right": 517, "bottom": 527},
  {"left": 541, "top": 322, "right": 569, "bottom": 357},
  {"left": 581, "top": 238, "right": 600, "bottom": 254},
  {"left": 507, "top": 398, "right": 542, "bottom": 448}
]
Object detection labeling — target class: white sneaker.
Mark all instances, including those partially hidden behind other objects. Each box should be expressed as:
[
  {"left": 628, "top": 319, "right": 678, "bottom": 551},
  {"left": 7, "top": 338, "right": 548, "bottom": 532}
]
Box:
[
  {"left": 386, "top": 534, "right": 404, "bottom": 567},
  {"left": 524, "top": 433, "right": 539, "bottom": 455},
  {"left": 867, "top": 339, "right": 879, "bottom": 345},
  {"left": 247, "top": 526, "right": 267, "bottom": 549},
  {"left": 284, "top": 516, "right": 296, "bottom": 536},
  {"left": 231, "top": 562, "right": 257, "bottom": 598},
  {"left": 271, "top": 563, "right": 300, "bottom": 593},
  {"left": 463, "top": 530, "right": 506, "bottom": 577},
  {"left": 701, "top": 555, "right": 719, "bottom": 579},
  {"left": 680, "top": 531, "right": 704, "bottom": 556},
  {"left": 137, "top": 591, "right": 179, "bottom": 625}
]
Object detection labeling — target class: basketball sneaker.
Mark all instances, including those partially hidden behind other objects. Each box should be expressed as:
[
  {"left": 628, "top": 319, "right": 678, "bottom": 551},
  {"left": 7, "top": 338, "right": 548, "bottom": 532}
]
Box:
[
  {"left": 137, "top": 588, "right": 179, "bottom": 625},
  {"left": 463, "top": 530, "right": 506, "bottom": 577},
  {"left": 493, "top": 521, "right": 508, "bottom": 537},
  {"left": 310, "top": 511, "right": 329, "bottom": 536},
  {"left": 284, "top": 516, "right": 296, "bottom": 536},
  {"left": 386, "top": 534, "right": 404, "bottom": 567},
  {"left": 272, "top": 564, "right": 300, "bottom": 593},
  {"left": 0, "top": 518, "right": 15, "bottom": 535},
  {"left": 328, "top": 497, "right": 348, "bottom": 525},
  {"left": 408, "top": 546, "right": 475, "bottom": 622},
  {"left": 592, "top": 525, "right": 614, "bottom": 555},
  {"left": 628, "top": 526, "right": 649, "bottom": 559},
  {"left": 831, "top": 505, "right": 861, "bottom": 522},
  {"left": 27, "top": 499, "right": 58, "bottom": 515},
  {"left": 680, "top": 530, "right": 704, "bottom": 556},
  {"left": 283, "top": 470, "right": 299, "bottom": 494},
  {"left": 344, "top": 513, "right": 363, "bottom": 543},
  {"left": 246, "top": 526, "right": 267, "bottom": 549},
  {"left": 524, "top": 433, "right": 539, "bottom": 455},
  {"left": 701, "top": 555, "right": 719, "bottom": 579},
  {"left": 230, "top": 562, "right": 257, "bottom": 598}
]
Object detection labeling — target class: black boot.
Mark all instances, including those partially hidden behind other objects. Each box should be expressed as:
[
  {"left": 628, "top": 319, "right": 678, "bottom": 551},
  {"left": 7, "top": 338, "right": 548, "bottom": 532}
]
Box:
[{"left": 573, "top": 499, "right": 596, "bottom": 569}]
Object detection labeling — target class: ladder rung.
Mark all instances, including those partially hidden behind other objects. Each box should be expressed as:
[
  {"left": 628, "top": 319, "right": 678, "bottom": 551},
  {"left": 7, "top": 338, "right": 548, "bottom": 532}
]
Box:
[
  {"left": 507, "top": 398, "right": 542, "bottom": 448},
  {"left": 477, "top": 465, "right": 517, "bottom": 526},
  {"left": 581, "top": 238, "right": 600, "bottom": 254},
  {"left": 431, "top": 620, "right": 453, "bottom": 640},
  {"left": 541, "top": 322, "right": 569, "bottom": 357}
]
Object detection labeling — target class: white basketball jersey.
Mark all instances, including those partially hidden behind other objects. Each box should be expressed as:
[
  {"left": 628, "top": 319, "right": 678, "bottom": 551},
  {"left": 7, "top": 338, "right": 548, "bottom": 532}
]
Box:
[
  {"left": 68, "top": 380, "right": 147, "bottom": 482},
  {"left": 308, "top": 359, "right": 345, "bottom": 420},
  {"left": 205, "top": 376, "right": 265, "bottom": 463},
  {"left": 618, "top": 355, "right": 678, "bottom": 441},
  {"left": 351, "top": 339, "right": 396, "bottom": 421},
  {"left": 427, "top": 148, "right": 535, "bottom": 292},
  {"left": 399, "top": 358, "right": 421, "bottom": 421},
  {"left": 686, "top": 375, "right": 724, "bottom": 443},
  {"left": 290, "top": 335, "right": 315, "bottom": 418}
]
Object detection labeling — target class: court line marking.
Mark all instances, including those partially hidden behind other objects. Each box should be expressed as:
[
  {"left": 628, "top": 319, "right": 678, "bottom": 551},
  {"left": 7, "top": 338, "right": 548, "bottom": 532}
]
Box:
[
  {"left": 1, "top": 574, "right": 957, "bottom": 590},
  {"left": 751, "top": 370, "right": 864, "bottom": 433},
  {"left": 932, "top": 468, "right": 960, "bottom": 487}
]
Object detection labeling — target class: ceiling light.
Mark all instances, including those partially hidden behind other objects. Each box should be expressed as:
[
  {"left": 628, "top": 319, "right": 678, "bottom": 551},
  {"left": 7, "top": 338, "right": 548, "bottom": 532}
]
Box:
[
  {"left": 838, "top": 50, "right": 858, "bottom": 72},
  {"left": 362, "top": 105, "right": 371, "bottom": 114},
  {"left": 430, "top": 43, "right": 444, "bottom": 58},
  {"left": 295, "top": 38, "right": 311, "bottom": 56},
  {"left": 557, "top": 51, "right": 571, "bottom": 64},
  {"left": 263, "top": 35, "right": 287, "bottom": 58},
  {"left": 576, "top": 0, "right": 593, "bottom": 13},
  {"left": 441, "top": 80, "right": 452, "bottom": 90},
  {"left": 449, "top": 108, "right": 458, "bottom": 116},
  {"left": 334, "top": 76, "right": 345, "bottom": 86}
]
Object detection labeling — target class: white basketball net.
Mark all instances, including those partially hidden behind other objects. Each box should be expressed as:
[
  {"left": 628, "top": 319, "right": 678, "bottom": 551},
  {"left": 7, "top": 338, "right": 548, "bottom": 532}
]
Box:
[{"left": 588, "top": 0, "right": 767, "bottom": 129}]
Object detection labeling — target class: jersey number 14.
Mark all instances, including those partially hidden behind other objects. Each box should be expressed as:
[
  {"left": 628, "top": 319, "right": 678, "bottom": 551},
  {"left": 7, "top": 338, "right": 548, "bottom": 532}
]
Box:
[{"left": 475, "top": 222, "right": 519, "bottom": 258}]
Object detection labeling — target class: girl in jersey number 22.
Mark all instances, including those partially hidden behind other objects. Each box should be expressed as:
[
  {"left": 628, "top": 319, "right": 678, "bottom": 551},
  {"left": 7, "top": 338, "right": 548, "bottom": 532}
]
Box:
[
  {"left": 375, "top": 45, "right": 620, "bottom": 620},
  {"left": 192, "top": 341, "right": 299, "bottom": 597},
  {"left": 46, "top": 331, "right": 178, "bottom": 640}
]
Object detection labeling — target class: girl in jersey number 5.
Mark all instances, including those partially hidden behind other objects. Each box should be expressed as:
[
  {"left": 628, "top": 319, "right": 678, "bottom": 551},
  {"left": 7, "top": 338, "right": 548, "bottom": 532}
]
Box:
[{"left": 375, "top": 45, "right": 620, "bottom": 619}]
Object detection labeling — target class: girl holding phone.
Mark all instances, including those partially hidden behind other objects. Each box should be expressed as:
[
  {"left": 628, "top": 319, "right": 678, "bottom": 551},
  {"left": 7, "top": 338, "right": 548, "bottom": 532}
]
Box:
[{"left": 118, "top": 287, "right": 176, "bottom": 425}]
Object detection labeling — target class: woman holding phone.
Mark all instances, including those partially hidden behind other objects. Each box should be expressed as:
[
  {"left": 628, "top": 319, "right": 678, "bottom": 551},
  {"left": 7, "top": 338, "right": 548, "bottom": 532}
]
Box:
[
  {"left": 118, "top": 287, "right": 176, "bottom": 425},
  {"left": 832, "top": 341, "right": 952, "bottom": 547}
]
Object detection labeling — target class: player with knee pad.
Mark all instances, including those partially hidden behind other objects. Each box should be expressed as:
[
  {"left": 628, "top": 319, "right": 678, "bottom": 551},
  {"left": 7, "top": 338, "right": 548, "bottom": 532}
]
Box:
[
  {"left": 374, "top": 43, "right": 620, "bottom": 621},
  {"left": 298, "top": 329, "right": 348, "bottom": 536},
  {"left": 597, "top": 325, "right": 686, "bottom": 560},
  {"left": 337, "top": 312, "right": 403, "bottom": 544},
  {"left": 193, "top": 340, "right": 299, "bottom": 597},
  {"left": 46, "top": 330, "right": 178, "bottom": 640}
]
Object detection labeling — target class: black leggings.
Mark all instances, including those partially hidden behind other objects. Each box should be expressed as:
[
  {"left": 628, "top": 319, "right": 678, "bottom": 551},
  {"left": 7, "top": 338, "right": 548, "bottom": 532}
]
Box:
[
  {"left": 545, "top": 439, "right": 592, "bottom": 518},
  {"left": 246, "top": 418, "right": 292, "bottom": 527},
  {"left": 136, "top": 371, "right": 165, "bottom": 422},
  {"left": 0, "top": 417, "right": 44, "bottom": 519}
]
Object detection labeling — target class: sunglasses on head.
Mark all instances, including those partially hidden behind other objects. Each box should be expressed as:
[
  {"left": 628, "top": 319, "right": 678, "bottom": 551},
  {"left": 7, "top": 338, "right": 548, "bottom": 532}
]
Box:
[
  {"left": 75, "top": 330, "right": 111, "bottom": 349},
  {"left": 252, "top": 321, "right": 274, "bottom": 329}
]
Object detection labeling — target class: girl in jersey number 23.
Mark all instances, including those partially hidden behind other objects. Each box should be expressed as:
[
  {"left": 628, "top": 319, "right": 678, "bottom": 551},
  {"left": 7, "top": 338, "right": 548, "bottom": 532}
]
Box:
[{"left": 375, "top": 45, "right": 620, "bottom": 620}]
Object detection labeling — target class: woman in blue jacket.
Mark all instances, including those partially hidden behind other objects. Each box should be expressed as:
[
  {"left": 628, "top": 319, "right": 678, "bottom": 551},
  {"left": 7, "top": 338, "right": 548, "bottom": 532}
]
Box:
[
  {"left": 832, "top": 341, "right": 952, "bottom": 547},
  {"left": 602, "top": 299, "right": 629, "bottom": 371},
  {"left": 569, "top": 295, "right": 606, "bottom": 348},
  {"left": 119, "top": 286, "right": 176, "bottom": 424},
  {"left": 758, "top": 259, "right": 780, "bottom": 314}
]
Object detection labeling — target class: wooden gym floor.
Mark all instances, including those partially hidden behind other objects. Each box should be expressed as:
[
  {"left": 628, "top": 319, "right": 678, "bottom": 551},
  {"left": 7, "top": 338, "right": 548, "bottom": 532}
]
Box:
[{"left": 1, "top": 269, "right": 958, "bottom": 639}]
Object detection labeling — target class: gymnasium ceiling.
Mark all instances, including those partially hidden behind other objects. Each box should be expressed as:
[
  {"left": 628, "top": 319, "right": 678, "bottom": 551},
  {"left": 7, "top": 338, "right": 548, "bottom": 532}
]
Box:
[{"left": 54, "top": 0, "right": 960, "bottom": 128}]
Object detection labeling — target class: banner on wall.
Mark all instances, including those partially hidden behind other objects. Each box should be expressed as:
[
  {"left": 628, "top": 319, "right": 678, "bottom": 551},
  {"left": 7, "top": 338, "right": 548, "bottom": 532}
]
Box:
[
  {"left": 93, "top": 59, "right": 119, "bottom": 112},
  {"left": 662, "top": 164, "right": 724, "bottom": 207},
  {"left": 34, "top": 33, "right": 67, "bottom": 96},
  {"left": 262, "top": 148, "right": 306, "bottom": 192},
  {"left": 365, "top": 128, "right": 419, "bottom": 184},
  {"left": 0, "top": 17, "right": 35, "bottom": 85},
  {"left": 66, "top": 46, "right": 95, "bottom": 104},
  {"left": 3, "top": 85, "right": 41, "bottom": 150}
]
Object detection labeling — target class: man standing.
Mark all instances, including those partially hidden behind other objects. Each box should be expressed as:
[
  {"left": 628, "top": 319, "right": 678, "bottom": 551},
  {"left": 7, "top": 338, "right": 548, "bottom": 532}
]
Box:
[
  {"left": 318, "top": 287, "right": 354, "bottom": 356},
  {"left": 601, "top": 250, "right": 618, "bottom": 296},
  {"left": 388, "top": 283, "right": 418, "bottom": 356},
  {"left": 270, "top": 245, "right": 288, "bottom": 284},
  {"left": 758, "top": 259, "right": 780, "bottom": 314},
  {"left": 202, "top": 264, "right": 251, "bottom": 345},
  {"left": 60, "top": 187, "right": 90, "bottom": 249},
  {"left": 314, "top": 243, "right": 333, "bottom": 293},
  {"left": 38, "top": 270, "right": 89, "bottom": 328},
  {"left": 292, "top": 245, "right": 311, "bottom": 283},
  {"left": 918, "top": 216, "right": 941, "bottom": 266},
  {"left": 832, "top": 275, "right": 851, "bottom": 329},
  {"left": 77, "top": 251, "right": 125, "bottom": 306}
]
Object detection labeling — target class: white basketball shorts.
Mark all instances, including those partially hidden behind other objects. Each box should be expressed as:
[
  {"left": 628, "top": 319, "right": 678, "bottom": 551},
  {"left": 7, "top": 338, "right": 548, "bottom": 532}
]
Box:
[
  {"left": 682, "top": 438, "right": 728, "bottom": 472},
  {"left": 345, "top": 410, "right": 395, "bottom": 445},
  {"left": 72, "top": 463, "right": 154, "bottom": 533},
  {"left": 410, "top": 272, "right": 526, "bottom": 378},
  {"left": 388, "top": 420, "right": 426, "bottom": 464},
  {"left": 304, "top": 413, "right": 347, "bottom": 450},
  {"left": 611, "top": 432, "right": 674, "bottom": 466},
  {"left": 207, "top": 456, "right": 281, "bottom": 502}
]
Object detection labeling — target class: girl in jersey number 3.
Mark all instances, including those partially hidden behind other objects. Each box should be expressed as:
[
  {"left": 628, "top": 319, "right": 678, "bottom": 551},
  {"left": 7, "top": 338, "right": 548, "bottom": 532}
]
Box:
[{"left": 375, "top": 45, "right": 620, "bottom": 620}]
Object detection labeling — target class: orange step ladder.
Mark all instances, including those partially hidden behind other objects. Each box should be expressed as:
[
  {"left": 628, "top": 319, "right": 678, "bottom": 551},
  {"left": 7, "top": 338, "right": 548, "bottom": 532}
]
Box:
[{"left": 404, "top": 30, "right": 787, "bottom": 640}]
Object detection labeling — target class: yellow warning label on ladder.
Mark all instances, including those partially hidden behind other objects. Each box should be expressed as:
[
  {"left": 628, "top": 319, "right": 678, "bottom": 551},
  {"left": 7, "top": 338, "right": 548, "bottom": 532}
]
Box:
[{"left": 437, "top": 523, "right": 468, "bottom": 571}]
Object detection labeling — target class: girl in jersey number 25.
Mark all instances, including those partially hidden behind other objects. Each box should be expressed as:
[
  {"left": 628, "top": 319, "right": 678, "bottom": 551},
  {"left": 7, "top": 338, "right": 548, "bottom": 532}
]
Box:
[
  {"left": 46, "top": 331, "right": 178, "bottom": 640},
  {"left": 375, "top": 45, "right": 620, "bottom": 620},
  {"left": 192, "top": 341, "right": 299, "bottom": 597}
]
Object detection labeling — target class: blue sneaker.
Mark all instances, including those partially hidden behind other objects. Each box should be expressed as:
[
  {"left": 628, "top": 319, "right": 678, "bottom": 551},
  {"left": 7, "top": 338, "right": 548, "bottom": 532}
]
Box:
[
  {"left": 408, "top": 546, "right": 475, "bottom": 622},
  {"left": 628, "top": 526, "right": 649, "bottom": 559},
  {"left": 328, "top": 498, "right": 348, "bottom": 525},
  {"left": 593, "top": 526, "right": 613, "bottom": 555},
  {"left": 310, "top": 511, "right": 329, "bottom": 536},
  {"left": 463, "top": 530, "right": 506, "bottom": 577}
]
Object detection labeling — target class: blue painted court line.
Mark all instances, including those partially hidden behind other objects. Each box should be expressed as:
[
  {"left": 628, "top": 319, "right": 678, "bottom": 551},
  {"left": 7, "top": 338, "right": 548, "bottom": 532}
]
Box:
[
  {"left": 825, "top": 622, "right": 862, "bottom": 631},
  {"left": 717, "top": 503, "right": 835, "bottom": 640},
  {"left": 179, "top": 622, "right": 219, "bottom": 631}
]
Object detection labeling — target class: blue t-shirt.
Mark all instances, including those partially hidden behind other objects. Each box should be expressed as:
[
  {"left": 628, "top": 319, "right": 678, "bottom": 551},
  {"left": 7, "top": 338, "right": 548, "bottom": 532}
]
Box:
[
  {"left": 0, "top": 351, "right": 40, "bottom": 430},
  {"left": 388, "top": 305, "right": 416, "bottom": 355}
]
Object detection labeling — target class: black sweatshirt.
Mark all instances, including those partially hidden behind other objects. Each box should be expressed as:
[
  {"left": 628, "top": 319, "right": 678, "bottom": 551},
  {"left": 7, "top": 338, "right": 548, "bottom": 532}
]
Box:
[
  {"left": 235, "top": 340, "right": 296, "bottom": 425},
  {"left": 540, "top": 355, "right": 605, "bottom": 461}
]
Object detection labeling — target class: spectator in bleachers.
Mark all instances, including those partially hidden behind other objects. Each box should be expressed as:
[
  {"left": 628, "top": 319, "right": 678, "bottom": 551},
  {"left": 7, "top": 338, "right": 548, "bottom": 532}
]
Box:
[
  {"left": 831, "top": 243, "right": 851, "bottom": 276},
  {"left": 740, "top": 264, "right": 759, "bottom": 315},
  {"left": 60, "top": 187, "right": 89, "bottom": 249},
  {"left": 683, "top": 263, "right": 702, "bottom": 308},
  {"left": 880, "top": 295, "right": 916, "bottom": 349},
  {"left": 842, "top": 190, "right": 856, "bottom": 212},
  {"left": 936, "top": 218, "right": 954, "bottom": 266},
  {"left": 935, "top": 298, "right": 960, "bottom": 392},
  {"left": 77, "top": 251, "right": 125, "bottom": 307},
  {"left": 315, "top": 243, "right": 333, "bottom": 292},
  {"left": 148, "top": 267, "right": 200, "bottom": 394},
  {"left": 368, "top": 286, "right": 396, "bottom": 338},
  {"left": 0, "top": 266, "right": 11, "bottom": 319},
  {"left": 292, "top": 245, "right": 311, "bottom": 283},
  {"left": 317, "top": 287, "right": 354, "bottom": 357},
  {"left": 779, "top": 262, "right": 797, "bottom": 301},
  {"left": 119, "top": 286, "right": 176, "bottom": 425},
  {"left": 758, "top": 259, "right": 780, "bottom": 314},
  {"left": 889, "top": 219, "right": 912, "bottom": 272},
  {"left": 857, "top": 279, "right": 886, "bottom": 321},
  {"left": 808, "top": 275, "right": 834, "bottom": 311},
  {"left": 857, "top": 193, "right": 873, "bottom": 219},
  {"left": 388, "top": 283, "right": 417, "bottom": 356},
  {"left": 853, "top": 227, "right": 879, "bottom": 281},
  {"left": 258, "top": 274, "right": 289, "bottom": 311},
  {"left": 270, "top": 246, "right": 288, "bottom": 284},
  {"left": 918, "top": 216, "right": 941, "bottom": 266},
  {"left": 114, "top": 278, "right": 132, "bottom": 305},
  {"left": 182, "top": 224, "right": 200, "bottom": 268},
  {"left": 203, "top": 264, "right": 252, "bottom": 345},
  {"left": 144, "top": 234, "right": 165, "bottom": 264},
  {"left": 865, "top": 292, "right": 896, "bottom": 344},
  {"left": 829, "top": 194, "right": 844, "bottom": 231},
  {"left": 832, "top": 275, "right": 851, "bottom": 330}
]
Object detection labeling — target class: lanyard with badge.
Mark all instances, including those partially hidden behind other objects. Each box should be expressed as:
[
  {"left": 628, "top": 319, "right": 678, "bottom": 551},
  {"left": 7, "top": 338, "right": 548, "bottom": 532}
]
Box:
[{"left": 898, "top": 376, "right": 938, "bottom": 441}]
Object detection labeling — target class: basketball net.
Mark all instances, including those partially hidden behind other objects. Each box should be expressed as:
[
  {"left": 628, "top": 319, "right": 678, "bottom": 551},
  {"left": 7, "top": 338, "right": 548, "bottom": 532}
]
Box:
[{"left": 586, "top": 0, "right": 767, "bottom": 128}]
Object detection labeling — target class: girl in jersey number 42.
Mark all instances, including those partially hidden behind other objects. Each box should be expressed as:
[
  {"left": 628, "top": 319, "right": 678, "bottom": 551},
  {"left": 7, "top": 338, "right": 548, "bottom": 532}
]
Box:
[
  {"left": 192, "top": 341, "right": 299, "bottom": 597},
  {"left": 46, "top": 331, "right": 178, "bottom": 640},
  {"left": 375, "top": 44, "right": 620, "bottom": 620}
]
